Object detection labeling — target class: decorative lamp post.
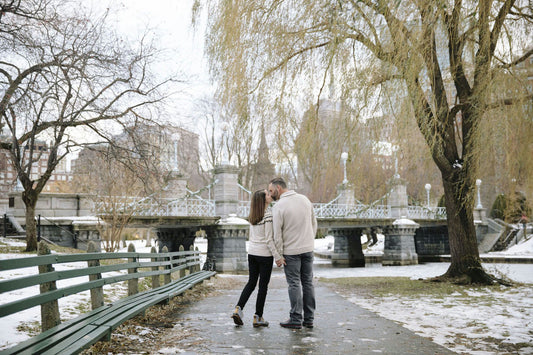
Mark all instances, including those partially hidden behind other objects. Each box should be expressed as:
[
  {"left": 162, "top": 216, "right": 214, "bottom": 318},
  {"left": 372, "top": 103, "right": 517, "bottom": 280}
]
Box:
[
  {"left": 424, "top": 183, "right": 431, "bottom": 208},
  {"left": 341, "top": 152, "right": 348, "bottom": 185},
  {"left": 476, "top": 179, "right": 483, "bottom": 209},
  {"left": 220, "top": 122, "right": 230, "bottom": 165}
]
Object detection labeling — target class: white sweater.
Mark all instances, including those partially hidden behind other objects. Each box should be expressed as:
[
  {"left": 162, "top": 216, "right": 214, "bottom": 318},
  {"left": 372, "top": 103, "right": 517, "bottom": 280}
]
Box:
[
  {"left": 248, "top": 209, "right": 282, "bottom": 261},
  {"left": 272, "top": 190, "right": 317, "bottom": 256}
]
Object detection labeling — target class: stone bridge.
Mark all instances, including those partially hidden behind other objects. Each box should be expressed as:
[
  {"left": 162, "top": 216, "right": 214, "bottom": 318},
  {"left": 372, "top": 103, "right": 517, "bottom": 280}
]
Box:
[{"left": 5, "top": 163, "right": 489, "bottom": 273}]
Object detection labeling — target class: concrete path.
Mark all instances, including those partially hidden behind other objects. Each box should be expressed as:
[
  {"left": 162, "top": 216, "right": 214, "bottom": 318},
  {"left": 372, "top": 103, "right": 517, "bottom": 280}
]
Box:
[{"left": 164, "top": 271, "right": 455, "bottom": 354}]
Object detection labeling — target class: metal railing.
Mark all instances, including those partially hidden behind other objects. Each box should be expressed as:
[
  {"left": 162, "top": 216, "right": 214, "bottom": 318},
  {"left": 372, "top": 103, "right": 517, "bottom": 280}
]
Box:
[
  {"left": 313, "top": 203, "right": 392, "bottom": 219},
  {"left": 93, "top": 194, "right": 447, "bottom": 220},
  {"left": 406, "top": 206, "right": 447, "bottom": 220}
]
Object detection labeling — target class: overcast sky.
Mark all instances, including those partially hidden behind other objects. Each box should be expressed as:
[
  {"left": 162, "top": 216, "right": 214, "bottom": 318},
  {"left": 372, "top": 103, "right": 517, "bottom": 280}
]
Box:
[{"left": 96, "top": 0, "right": 212, "bottom": 130}]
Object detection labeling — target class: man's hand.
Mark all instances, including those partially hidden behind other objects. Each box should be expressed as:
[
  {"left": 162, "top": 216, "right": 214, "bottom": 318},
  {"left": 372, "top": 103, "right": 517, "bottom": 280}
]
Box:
[{"left": 276, "top": 257, "right": 286, "bottom": 267}]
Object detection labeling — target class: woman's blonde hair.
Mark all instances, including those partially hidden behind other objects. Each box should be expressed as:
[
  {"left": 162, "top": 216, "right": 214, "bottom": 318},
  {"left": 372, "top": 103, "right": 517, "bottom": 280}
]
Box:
[{"left": 248, "top": 189, "right": 266, "bottom": 225}]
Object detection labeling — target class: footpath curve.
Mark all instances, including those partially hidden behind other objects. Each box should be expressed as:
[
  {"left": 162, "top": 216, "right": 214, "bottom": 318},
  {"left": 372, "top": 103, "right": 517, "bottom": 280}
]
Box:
[{"left": 158, "top": 272, "right": 455, "bottom": 354}]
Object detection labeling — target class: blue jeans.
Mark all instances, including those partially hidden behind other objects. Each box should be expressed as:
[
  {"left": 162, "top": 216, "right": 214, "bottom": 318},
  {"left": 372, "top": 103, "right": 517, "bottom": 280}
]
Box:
[{"left": 283, "top": 252, "right": 315, "bottom": 323}]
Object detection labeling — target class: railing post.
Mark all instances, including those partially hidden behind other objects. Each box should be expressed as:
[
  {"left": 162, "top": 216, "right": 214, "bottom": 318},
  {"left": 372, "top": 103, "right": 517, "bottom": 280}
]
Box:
[
  {"left": 2, "top": 214, "right": 6, "bottom": 238},
  {"left": 213, "top": 163, "right": 240, "bottom": 217},
  {"left": 151, "top": 246, "right": 160, "bottom": 289},
  {"left": 127, "top": 243, "right": 138, "bottom": 296},
  {"left": 38, "top": 241, "right": 61, "bottom": 332},
  {"left": 162, "top": 246, "right": 171, "bottom": 285},
  {"left": 194, "top": 246, "right": 200, "bottom": 272},
  {"left": 388, "top": 178, "right": 408, "bottom": 219},
  {"left": 189, "top": 245, "right": 196, "bottom": 274},
  {"left": 87, "top": 241, "right": 104, "bottom": 310},
  {"left": 179, "top": 245, "right": 187, "bottom": 278}
]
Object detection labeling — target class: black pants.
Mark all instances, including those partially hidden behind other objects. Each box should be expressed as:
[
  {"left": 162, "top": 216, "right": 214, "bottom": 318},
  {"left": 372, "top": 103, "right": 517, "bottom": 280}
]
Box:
[{"left": 237, "top": 254, "right": 274, "bottom": 317}]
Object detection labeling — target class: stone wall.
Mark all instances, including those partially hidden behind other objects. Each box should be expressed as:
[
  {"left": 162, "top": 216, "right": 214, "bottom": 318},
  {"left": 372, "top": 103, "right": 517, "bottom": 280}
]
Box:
[{"left": 414, "top": 225, "right": 450, "bottom": 255}]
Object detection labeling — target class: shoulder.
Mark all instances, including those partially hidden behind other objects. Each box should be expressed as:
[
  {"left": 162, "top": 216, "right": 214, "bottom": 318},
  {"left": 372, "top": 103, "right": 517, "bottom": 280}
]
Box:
[{"left": 257, "top": 211, "right": 272, "bottom": 225}]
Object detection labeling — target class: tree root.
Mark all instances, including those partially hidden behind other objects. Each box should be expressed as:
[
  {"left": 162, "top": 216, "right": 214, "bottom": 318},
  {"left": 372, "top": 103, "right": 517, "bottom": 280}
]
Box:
[{"left": 429, "top": 267, "right": 514, "bottom": 286}]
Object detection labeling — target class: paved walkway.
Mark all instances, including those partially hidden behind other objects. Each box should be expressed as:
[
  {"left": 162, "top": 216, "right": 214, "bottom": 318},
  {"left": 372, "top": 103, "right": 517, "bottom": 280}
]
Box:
[{"left": 164, "top": 271, "right": 455, "bottom": 354}]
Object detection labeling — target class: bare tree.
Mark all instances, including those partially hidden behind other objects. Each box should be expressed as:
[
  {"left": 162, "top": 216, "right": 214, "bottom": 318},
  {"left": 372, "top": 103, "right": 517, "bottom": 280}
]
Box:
[
  {"left": 0, "top": 1, "right": 171, "bottom": 251},
  {"left": 72, "top": 145, "right": 146, "bottom": 252},
  {"left": 194, "top": 95, "right": 259, "bottom": 188},
  {"left": 199, "top": 0, "right": 532, "bottom": 284}
]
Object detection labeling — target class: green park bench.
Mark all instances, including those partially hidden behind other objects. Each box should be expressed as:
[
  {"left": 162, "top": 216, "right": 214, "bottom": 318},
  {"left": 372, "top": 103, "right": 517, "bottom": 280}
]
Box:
[{"left": 0, "top": 241, "right": 215, "bottom": 355}]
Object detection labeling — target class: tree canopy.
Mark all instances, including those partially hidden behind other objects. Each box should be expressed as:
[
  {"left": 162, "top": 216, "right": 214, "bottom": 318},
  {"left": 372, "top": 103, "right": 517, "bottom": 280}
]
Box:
[{"left": 198, "top": 0, "right": 532, "bottom": 283}]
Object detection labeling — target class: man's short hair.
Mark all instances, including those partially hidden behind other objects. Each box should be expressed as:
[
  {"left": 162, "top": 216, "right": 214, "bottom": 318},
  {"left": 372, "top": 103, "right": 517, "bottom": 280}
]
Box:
[{"left": 269, "top": 177, "right": 287, "bottom": 189}]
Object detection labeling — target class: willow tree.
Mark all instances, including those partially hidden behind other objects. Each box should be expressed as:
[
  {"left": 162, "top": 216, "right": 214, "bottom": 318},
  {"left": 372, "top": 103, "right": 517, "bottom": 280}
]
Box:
[
  {"left": 1, "top": 1, "right": 170, "bottom": 252},
  {"left": 198, "top": 0, "right": 532, "bottom": 283}
]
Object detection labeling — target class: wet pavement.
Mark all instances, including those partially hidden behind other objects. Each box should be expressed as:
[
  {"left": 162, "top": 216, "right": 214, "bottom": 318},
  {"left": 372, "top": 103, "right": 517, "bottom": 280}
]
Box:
[{"left": 165, "top": 270, "right": 455, "bottom": 354}]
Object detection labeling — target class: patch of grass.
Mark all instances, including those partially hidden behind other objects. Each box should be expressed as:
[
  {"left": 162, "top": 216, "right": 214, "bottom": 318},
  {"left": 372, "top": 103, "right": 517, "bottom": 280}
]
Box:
[
  {"left": 320, "top": 276, "right": 462, "bottom": 298},
  {"left": 0, "top": 244, "right": 28, "bottom": 254},
  {"left": 320, "top": 276, "right": 513, "bottom": 299},
  {"left": 16, "top": 321, "right": 40, "bottom": 337},
  {"left": 48, "top": 244, "right": 84, "bottom": 254}
]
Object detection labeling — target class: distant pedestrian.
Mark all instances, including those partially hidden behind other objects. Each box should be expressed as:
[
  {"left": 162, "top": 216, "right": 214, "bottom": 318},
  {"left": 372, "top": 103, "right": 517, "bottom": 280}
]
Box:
[
  {"left": 519, "top": 214, "right": 529, "bottom": 240},
  {"left": 268, "top": 177, "right": 317, "bottom": 329},
  {"left": 231, "top": 189, "right": 281, "bottom": 327}
]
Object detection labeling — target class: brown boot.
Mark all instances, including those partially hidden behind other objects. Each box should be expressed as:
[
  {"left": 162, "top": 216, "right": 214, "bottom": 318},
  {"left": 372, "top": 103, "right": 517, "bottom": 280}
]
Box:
[{"left": 253, "top": 314, "right": 269, "bottom": 327}]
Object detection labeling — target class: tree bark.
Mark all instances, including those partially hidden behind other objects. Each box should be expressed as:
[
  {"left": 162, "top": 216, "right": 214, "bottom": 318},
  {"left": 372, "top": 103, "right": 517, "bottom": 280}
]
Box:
[
  {"left": 23, "top": 191, "right": 38, "bottom": 252},
  {"left": 440, "top": 174, "right": 496, "bottom": 284}
]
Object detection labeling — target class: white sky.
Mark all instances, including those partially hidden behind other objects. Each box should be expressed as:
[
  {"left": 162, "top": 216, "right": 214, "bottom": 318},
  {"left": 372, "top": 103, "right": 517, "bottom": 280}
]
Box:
[{"left": 90, "top": 0, "right": 212, "bottom": 130}]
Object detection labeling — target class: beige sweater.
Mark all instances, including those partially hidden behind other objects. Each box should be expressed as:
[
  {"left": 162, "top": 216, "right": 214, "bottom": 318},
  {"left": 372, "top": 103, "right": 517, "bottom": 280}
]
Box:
[
  {"left": 272, "top": 190, "right": 317, "bottom": 256},
  {"left": 248, "top": 209, "right": 282, "bottom": 260}
]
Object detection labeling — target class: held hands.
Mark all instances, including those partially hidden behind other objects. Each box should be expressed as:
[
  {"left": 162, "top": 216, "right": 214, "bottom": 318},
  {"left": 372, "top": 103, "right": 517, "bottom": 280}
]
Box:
[{"left": 276, "top": 257, "right": 286, "bottom": 267}]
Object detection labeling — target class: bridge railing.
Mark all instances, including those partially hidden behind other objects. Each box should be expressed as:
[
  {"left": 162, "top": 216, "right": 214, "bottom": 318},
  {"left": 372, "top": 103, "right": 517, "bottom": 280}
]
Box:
[
  {"left": 95, "top": 196, "right": 216, "bottom": 217},
  {"left": 313, "top": 203, "right": 391, "bottom": 219},
  {"left": 238, "top": 201, "right": 250, "bottom": 217},
  {"left": 406, "top": 206, "right": 447, "bottom": 220},
  {"left": 136, "top": 198, "right": 216, "bottom": 217},
  {"left": 94, "top": 196, "right": 446, "bottom": 220}
]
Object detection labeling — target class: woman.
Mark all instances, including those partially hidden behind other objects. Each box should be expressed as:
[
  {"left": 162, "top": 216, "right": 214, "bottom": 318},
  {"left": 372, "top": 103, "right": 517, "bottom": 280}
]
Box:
[{"left": 231, "top": 189, "right": 282, "bottom": 327}]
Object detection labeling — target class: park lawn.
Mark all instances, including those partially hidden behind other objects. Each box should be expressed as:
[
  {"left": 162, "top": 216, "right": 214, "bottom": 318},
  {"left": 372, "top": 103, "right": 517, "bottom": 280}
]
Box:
[{"left": 320, "top": 276, "right": 533, "bottom": 354}]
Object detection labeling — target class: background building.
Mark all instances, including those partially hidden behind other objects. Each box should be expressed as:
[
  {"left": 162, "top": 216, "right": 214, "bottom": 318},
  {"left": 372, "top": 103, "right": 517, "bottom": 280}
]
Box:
[{"left": 0, "top": 137, "right": 72, "bottom": 213}]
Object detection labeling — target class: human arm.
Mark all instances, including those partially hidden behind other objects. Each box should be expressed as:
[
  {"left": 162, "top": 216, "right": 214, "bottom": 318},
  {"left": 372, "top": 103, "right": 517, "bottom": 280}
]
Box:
[
  {"left": 272, "top": 205, "right": 285, "bottom": 266},
  {"left": 264, "top": 211, "right": 282, "bottom": 261}
]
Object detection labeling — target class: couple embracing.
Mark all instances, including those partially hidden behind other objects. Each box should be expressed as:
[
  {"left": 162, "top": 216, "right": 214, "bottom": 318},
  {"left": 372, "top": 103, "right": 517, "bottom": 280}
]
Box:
[{"left": 231, "top": 177, "right": 318, "bottom": 329}]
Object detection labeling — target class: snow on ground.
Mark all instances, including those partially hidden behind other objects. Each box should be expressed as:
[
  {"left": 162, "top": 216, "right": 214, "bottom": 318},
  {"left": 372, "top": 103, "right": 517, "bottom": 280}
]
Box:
[
  {"left": 314, "top": 235, "right": 533, "bottom": 354},
  {"left": 1, "top": 236, "right": 532, "bottom": 353}
]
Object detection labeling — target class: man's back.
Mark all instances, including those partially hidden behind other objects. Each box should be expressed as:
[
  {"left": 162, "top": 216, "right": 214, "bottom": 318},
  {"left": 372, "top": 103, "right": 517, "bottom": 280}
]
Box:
[{"left": 273, "top": 190, "right": 317, "bottom": 255}]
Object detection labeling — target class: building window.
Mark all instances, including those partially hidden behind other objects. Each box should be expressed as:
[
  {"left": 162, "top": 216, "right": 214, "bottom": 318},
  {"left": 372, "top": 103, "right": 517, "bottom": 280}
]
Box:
[{"left": 9, "top": 197, "right": 14, "bottom": 208}]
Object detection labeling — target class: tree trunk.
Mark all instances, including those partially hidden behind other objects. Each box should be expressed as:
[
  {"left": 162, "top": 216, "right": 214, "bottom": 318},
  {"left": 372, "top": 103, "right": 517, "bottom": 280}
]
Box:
[
  {"left": 440, "top": 174, "right": 495, "bottom": 284},
  {"left": 24, "top": 193, "right": 38, "bottom": 252}
]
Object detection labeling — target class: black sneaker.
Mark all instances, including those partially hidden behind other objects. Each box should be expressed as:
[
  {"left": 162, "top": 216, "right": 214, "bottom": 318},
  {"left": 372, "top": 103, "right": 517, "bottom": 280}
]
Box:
[
  {"left": 303, "top": 321, "right": 314, "bottom": 328},
  {"left": 280, "top": 319, "right": 302, "bottom": 329}
]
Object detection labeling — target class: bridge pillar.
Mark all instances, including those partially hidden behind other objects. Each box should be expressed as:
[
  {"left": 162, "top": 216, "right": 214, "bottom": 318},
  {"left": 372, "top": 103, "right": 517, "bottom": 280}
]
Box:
[
  {"left": 383, "top": 218, "right": 419, "bottom": 266},
  {"left": 337, "top": 183, "right": 355, "bottom": 205},
  {"left": 206, "top": 217, "right": 249, "bottom": 273},
  {"left": 388, "top": 177, "right": 408, "bottom": 219},
  {"left": 157, "top": 227, "right": 196, "bottom": 252},
  {"left": 213, "top": 164, "right": 240, "bottom": 217},
  {"left": 161, "top": 171, "right": 188, "bottom": 199},
  {"left": 474, "top": 207, "right": 487, "bottom": 224},
  {"left": 328, "top": 227, "right": 365, "bottom": 267}
]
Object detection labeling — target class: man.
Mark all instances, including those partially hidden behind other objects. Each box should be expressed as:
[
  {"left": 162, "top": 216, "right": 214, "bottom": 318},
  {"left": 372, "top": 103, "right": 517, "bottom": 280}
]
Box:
[{"left": 268, "top": 177, "right": 317, "bottom": 329}]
